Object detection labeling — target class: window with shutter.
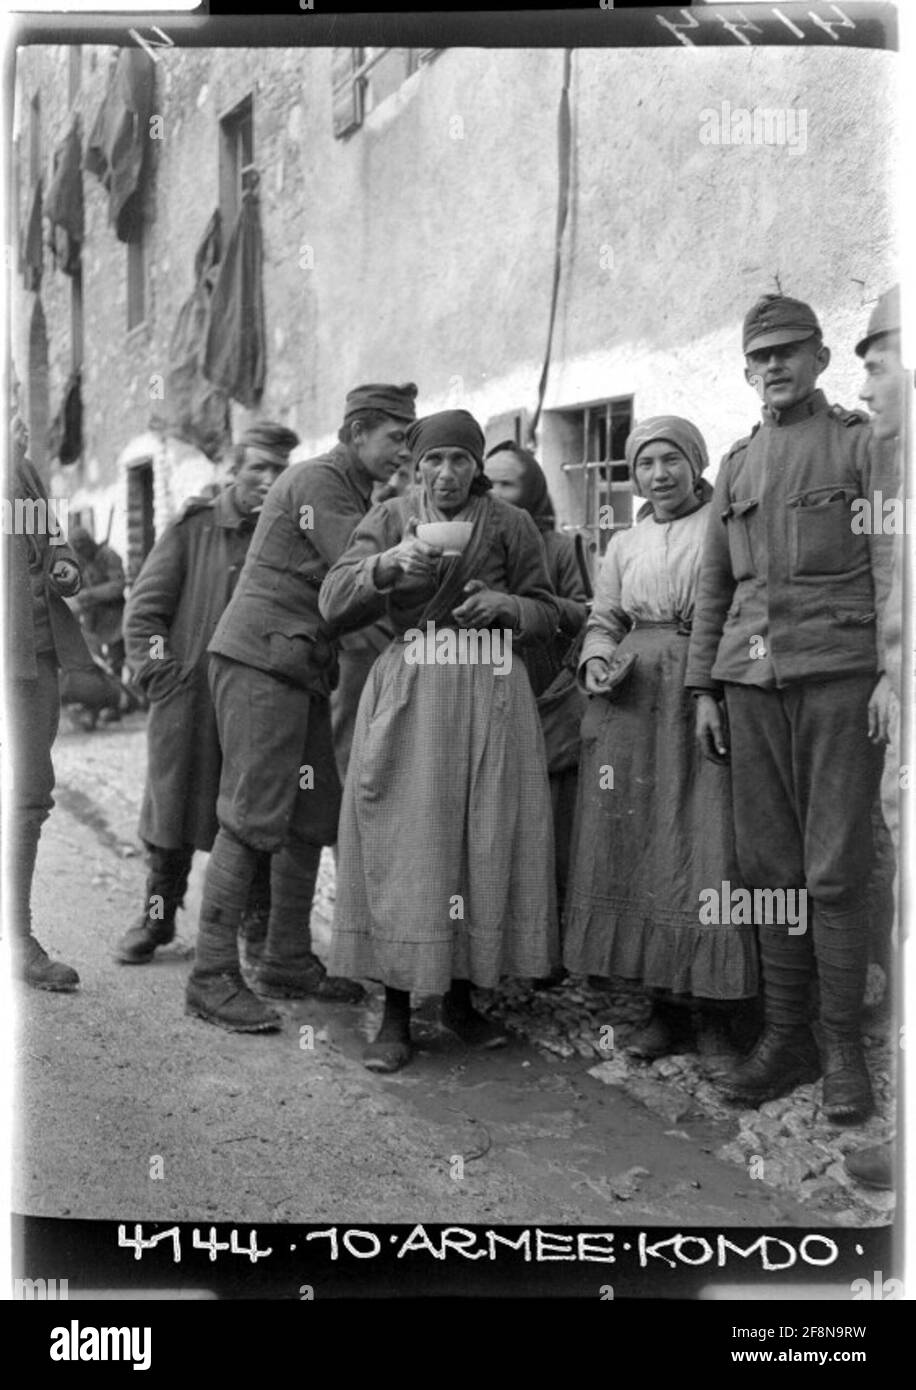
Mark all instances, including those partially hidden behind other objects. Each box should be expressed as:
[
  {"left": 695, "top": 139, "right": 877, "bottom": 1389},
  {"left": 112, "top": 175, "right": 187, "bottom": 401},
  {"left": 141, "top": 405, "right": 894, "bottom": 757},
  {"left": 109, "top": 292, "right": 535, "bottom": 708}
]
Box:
[{"left": 331, "top": 47, "right": 364, "bottom": 138}]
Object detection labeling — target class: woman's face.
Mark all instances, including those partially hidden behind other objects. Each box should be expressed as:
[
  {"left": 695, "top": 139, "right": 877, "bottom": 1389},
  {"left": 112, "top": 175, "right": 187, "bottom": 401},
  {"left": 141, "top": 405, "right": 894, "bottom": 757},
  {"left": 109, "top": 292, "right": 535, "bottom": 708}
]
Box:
[
  {"left": 419, "top": 447, "right": 478, "bottom": 514},
  {"left": 633, "top": 440, "right": 696, "bottom": 520},
  {"left": 485, "top": 450, "right": 525, "bottom": 506}
]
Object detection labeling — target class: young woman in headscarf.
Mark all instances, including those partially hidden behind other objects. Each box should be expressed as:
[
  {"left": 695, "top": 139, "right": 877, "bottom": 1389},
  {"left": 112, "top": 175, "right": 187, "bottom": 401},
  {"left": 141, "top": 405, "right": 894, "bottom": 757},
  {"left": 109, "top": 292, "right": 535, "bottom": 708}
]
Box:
[
  {"left": 484, "top": 441, "right": 588, "bottom": 926},
  {"left": 319, "top": 409, "right": 561, "bottom": 1072},
  {"left": 563, "top": 417, "right": 757, "bottom": 1074}
]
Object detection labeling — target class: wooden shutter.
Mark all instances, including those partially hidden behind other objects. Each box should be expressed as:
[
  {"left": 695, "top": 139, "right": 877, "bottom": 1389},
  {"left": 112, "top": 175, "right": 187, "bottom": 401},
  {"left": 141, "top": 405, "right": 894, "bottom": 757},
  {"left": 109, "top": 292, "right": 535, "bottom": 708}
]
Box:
[{"left": 331, "top": 48, "right": 363, "bottom": 138}]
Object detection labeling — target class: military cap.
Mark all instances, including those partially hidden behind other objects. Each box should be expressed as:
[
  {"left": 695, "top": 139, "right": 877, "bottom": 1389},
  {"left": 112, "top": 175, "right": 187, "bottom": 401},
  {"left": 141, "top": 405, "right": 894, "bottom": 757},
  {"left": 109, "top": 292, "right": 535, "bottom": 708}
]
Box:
[
  {"left": 239, "top": 421, "right": 300, "bottom": 463},
  {"left": 343, "top": 382, "right": 418, "bottom": 423},
  {"left": 855, "top": 284, "right": 900, "bottom": 358},
  {"left": 743, "top": 294, "right": 821, "bottom": 355}
]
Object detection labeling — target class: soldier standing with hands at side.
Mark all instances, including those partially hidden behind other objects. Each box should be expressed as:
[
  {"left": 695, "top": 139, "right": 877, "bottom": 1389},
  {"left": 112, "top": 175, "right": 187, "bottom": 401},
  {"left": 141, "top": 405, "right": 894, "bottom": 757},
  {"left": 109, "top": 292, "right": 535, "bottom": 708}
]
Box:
[{"left": 686, "top": 294, "right": 897, "bottom": 1123}]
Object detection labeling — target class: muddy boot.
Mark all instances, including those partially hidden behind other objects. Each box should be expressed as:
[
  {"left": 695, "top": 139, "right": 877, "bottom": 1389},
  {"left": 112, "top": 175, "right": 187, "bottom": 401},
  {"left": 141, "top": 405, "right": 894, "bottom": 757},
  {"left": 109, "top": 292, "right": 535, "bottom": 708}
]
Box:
[
  {"left": 814, "top": 904, "right": 873, "bottom": 1124},
  {"left": 186, "top": 832, "right": 281, "bottom": 1033},
  {"left": 717, "top": 923, "right": 820, "bottom": 1104},
  {"left": 717, "top": 1025, "right": 820, "bottom": 1103},
  {"left": 11, "top": 935, "right": 80, "bottom": 992},
  {"left": 115, "top": 844, "right": 192, "bottom": 964},
  {"left": 626, "top": 998, "right": 693, "bottom": 1059},
  {"left": 253, "top": 843, "right": 364, "bottom": 1002}
]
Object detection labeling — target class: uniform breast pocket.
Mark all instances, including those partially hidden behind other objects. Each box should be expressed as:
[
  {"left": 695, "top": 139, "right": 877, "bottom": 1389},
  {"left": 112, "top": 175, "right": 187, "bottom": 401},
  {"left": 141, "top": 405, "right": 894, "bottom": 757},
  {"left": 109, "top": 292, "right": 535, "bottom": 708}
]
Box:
[
  {"left": 789, "top": 486, "right": 859, "bottom": 576},
  {"left": 722, "top": 498, "right": 759, "bottom": 581}
]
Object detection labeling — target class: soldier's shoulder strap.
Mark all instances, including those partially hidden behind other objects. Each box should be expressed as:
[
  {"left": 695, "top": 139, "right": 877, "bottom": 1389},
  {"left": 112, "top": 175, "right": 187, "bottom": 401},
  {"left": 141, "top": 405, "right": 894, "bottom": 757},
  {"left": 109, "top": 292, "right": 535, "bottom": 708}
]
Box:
[
  {"left": 175, "top": 493, "right": 220, "bottom": 524},
  {"left": 828, "top": 403, "right": 870, "bottom": 428},
  {"left": 721, "top": 423, "right": 760, "bottom": 466}
]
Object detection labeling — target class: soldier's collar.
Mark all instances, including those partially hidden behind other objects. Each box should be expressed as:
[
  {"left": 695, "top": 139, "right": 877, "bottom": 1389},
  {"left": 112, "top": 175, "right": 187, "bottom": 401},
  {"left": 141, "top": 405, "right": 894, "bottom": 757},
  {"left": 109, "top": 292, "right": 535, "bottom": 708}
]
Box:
[
  {"left": 762, "top": 388, "right": 827, "bottom": 427},
  {"left": 334, "top": 441, "right": 375, "bottom": 503}
]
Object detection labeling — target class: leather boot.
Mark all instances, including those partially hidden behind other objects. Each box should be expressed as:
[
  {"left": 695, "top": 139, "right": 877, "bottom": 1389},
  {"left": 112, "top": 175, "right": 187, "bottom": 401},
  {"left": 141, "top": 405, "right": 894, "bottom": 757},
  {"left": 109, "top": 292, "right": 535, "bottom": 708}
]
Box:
[
  {"left": 717, "top": 923, "right": 820, "bottom": 1104},
  {"left": 814, "top": 903, "right": 873, "bottom": 1124},
  {"left": 717, "top": 1025, "right": 821, "bottom": 1103},
  {"left": 11, "top": 935, "right": 80, "bottom": 992},
  {"left": 252, "top": 843, "right": 364, "bottom": 1002},
  {"left": 186, "top": 832, "right": 281, "bottom": 1033},
  {"left": 115, "top": 844, "right": 192, "bottom": 964},
  {"left": 7, "top": 821, "right": 80, "bottom": 991}
]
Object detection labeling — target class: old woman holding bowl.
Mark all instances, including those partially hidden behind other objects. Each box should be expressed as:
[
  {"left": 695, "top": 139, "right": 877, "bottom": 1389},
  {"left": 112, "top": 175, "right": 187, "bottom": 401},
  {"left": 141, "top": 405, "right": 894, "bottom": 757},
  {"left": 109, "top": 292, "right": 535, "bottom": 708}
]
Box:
[{"left": 319, "top": 408, "right": 560, "bottom": 1071}]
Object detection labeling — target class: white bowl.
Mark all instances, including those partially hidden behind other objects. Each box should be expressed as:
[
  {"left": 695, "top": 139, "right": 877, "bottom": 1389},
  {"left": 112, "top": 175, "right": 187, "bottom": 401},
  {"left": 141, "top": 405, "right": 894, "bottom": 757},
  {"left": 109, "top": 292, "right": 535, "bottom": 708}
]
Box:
[{"left": 415, "top": 521, "right": 474, "bottom": 555}]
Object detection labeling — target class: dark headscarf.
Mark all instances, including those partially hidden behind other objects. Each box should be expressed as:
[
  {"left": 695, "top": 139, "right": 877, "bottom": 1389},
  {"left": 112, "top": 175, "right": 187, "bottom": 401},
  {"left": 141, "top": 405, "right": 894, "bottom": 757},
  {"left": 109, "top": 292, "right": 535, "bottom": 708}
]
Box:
[
  {"left": 407, "top": 409, "right": 492, "bottom": 495},
  {"left": 485, "top": 440, "right": 555, "bottom": 533}
]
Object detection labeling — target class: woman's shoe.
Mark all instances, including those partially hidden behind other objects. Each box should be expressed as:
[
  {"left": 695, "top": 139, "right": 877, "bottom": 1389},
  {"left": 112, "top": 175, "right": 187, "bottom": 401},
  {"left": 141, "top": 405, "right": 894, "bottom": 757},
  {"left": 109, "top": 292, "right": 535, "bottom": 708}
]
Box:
[
  {"left": 363, "top": 1038, "right": 412, "bottom": 1073},
  {"left": 694, "top": 1009, "right": 744, "bottom": 1080},
  {"left": 626, "top": 1004, "right": 692, "bottom": 1059}
]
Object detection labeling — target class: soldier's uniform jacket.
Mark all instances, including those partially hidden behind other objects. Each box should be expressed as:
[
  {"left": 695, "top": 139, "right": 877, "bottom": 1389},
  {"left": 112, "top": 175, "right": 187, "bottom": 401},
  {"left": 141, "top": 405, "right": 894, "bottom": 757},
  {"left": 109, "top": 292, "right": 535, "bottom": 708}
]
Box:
[
  {"left": 685, "top": 389, "right": 898, "bottom": 692},
  {"left": 209, "top": 442, "right": 376, "bottom": 693}
]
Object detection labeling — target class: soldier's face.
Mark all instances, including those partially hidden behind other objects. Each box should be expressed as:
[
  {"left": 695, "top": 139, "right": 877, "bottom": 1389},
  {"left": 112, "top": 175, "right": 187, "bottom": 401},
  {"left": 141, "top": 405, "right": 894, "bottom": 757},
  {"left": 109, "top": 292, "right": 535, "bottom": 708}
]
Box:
[
  {"left": 859, "top": 336, "right": 907, "bottom": 442},
  {"left": 352, "top": 418, "right": 413, "bottom": 483},
  {"left": 744, "top": 337, "right": 828, "bottom": 412},
  {"left": 234, "top": 450, "right": 287, "bottom": 513}
]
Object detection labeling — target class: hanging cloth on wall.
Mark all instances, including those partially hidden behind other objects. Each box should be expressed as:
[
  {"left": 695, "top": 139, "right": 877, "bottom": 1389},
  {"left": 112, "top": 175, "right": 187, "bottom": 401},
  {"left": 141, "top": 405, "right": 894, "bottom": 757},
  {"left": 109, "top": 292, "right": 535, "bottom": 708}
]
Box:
[
  {"left": 20, "top": 177, "right": 44, "bottom": 291},
  {"left": 45, "top": 121, "right": 84, "bottom": 276},
  {"left": 150, "top": 209, "right": 230, "bottom": 459},
  {"left": 47, "top": 368, "right": 83, "bottom": 466},
  {"left": 84, "top": 47, "right": 155, "bottom": 243},
  {"left": 202, "top": 187, "right": 266, "bottom": 409}
]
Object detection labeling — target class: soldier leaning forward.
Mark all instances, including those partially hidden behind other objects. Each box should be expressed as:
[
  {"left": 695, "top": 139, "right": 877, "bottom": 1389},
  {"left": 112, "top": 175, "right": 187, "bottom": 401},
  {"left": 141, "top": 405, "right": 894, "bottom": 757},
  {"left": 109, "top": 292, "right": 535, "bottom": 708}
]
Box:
[
  {"left": 687, "top": 293, "right": 898, "bottom": 1124},
  {"left": 186, "top": 381, "right": 418, "bottom": 1033},
  {"left": 119, "top": 423, "right": 299, "bottom": 964}
]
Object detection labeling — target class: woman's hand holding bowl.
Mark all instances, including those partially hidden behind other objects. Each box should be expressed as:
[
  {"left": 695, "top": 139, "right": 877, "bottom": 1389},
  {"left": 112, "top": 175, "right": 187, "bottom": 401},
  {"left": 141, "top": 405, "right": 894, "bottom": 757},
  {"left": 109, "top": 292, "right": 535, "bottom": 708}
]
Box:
[{"left": 376, "top": 516, "right": 443, "bottom": 591}]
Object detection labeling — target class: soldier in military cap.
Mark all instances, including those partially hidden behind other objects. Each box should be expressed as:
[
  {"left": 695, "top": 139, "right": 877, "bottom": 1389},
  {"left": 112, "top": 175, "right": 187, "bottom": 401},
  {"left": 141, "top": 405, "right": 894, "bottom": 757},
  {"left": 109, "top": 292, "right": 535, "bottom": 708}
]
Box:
[
  {"left": 118, "top": 421, "right": 298, "bottom": 965},
  {"left": 186, "top": 382, "right": 417, "bottom": 1032},
  {"left": 686, "top": 293, "right": 897, "bottom": 1123}
]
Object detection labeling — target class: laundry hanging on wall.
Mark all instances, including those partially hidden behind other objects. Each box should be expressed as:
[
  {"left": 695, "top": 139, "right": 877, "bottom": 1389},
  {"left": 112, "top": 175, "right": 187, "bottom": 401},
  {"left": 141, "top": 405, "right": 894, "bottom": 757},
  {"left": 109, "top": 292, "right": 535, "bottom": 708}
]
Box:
[
  {"left": 150, "top": 209, "right": 230, "bottom": 459},
  {"left": 45, "top": 121, "right": 84, "bottom": 275},
  {"left": 202, "top": 186, "right": 266, "bottom": 409},
  {"left": 84, "top": 47, "right": 155, "bottom": 243},
  {"left": 47, "top": 368, "right": 83, "bottom": 466}
]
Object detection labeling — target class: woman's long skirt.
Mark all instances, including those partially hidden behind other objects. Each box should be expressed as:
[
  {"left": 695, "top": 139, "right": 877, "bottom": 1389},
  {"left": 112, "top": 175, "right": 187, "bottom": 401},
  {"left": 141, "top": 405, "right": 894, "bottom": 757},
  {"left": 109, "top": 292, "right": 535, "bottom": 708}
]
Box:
[
  {"left": 563, "top": 625, "right": 758, "bottom": 1000},
  {"left": 329, "top": 639, "right": 560, "bottom": 995}
]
